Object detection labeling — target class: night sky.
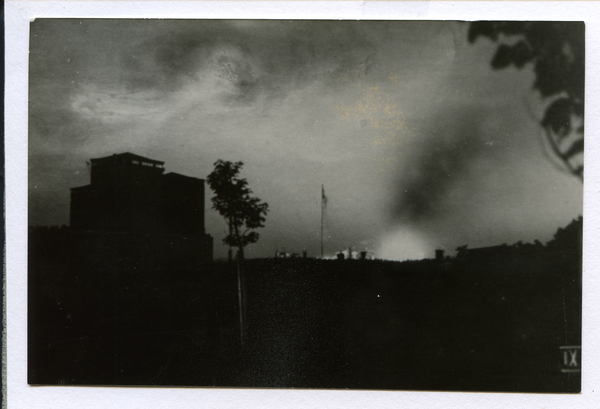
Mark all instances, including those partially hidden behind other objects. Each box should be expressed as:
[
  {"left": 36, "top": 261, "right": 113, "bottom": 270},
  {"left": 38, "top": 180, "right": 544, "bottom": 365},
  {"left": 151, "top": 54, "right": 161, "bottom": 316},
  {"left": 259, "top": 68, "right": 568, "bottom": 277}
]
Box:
[{"left": 28, "top": 19, "right": 583, "bottom": 260}]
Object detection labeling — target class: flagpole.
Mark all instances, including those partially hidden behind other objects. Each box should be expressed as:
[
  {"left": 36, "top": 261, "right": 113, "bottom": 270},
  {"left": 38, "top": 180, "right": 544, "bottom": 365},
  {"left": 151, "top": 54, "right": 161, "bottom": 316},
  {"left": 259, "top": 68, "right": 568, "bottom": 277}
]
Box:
[{"left": 321, "top": 184, "right": 324, "bottom": 259}]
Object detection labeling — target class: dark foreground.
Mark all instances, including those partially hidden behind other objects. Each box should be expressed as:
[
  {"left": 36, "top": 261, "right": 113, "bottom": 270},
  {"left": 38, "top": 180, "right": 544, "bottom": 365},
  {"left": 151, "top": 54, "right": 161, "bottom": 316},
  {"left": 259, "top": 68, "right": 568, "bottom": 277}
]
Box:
[{"left": 28, "top": 240, "right": 581, "bottom": 392}]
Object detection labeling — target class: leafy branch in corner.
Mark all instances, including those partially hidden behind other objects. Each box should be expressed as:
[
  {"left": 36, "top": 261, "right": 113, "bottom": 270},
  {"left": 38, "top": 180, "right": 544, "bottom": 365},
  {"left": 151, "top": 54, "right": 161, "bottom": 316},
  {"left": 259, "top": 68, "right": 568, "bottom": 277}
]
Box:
[{"left": 469, "top": 22, "right": 584, "bottom": 180}]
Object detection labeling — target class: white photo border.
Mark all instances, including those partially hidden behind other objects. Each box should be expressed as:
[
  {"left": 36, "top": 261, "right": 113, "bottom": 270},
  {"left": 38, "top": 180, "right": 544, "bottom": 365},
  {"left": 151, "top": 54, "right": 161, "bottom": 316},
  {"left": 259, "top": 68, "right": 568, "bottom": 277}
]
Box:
[{"left": 6, "top": 2, "right": 600, "bottom": 408}]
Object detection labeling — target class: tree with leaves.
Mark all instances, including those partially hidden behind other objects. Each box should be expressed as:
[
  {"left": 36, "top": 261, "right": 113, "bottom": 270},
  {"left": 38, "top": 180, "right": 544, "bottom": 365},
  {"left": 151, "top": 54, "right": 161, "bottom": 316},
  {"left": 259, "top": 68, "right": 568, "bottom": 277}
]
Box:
[
  {"left": 469, "top": 22, "right": 584, "bottom": 180},
  {"left": 207, "top": 160, "right": 268, "bottom": 347},
  {"left": 206, "top": 160, "right": 269, "bottom": 261}
]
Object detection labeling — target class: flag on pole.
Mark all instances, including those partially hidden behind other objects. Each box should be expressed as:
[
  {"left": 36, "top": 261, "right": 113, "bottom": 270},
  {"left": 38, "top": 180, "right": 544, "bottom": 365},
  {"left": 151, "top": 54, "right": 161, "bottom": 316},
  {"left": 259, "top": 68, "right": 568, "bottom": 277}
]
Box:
[{"left": 321, "top": 185, "right": 326, "bottom": 259}]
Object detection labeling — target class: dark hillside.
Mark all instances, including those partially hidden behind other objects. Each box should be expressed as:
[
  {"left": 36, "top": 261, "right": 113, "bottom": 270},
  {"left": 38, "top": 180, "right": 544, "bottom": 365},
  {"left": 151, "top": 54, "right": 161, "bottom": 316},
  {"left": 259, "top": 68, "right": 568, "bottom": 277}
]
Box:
[
  {"left": 231, "top": 252, "right": 580, "bottom": 391},
  {"left": 28, "top": 225, "right": 581, "bottom": 391}
]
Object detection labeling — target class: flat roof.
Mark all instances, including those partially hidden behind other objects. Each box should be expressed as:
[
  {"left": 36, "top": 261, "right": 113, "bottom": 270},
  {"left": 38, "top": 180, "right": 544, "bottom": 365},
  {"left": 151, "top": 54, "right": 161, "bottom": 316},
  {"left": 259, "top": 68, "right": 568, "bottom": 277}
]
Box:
[
  {"left": 162, "top": 172, "right": 204, "bottom": 182},
  {"left": 90, "top": 152, "right": 165, "bottom": 165}
]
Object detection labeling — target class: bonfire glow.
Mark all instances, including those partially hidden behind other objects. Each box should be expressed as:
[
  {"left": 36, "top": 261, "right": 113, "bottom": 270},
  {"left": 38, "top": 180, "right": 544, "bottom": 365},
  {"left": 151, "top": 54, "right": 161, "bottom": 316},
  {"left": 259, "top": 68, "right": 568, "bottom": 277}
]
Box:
[{"left": 377, "top": 225, "right": 432, "bottom": 261}]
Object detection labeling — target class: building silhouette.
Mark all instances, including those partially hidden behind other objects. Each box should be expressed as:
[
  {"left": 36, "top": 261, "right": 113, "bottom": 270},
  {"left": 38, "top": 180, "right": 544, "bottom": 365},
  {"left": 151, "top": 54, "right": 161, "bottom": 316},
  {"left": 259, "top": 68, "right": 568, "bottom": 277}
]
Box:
[
  {"left": 29, "top": 154, "right": 217, "bottom": 385},
  {"left": 70, "top": 152, "right": 206, "bottom": 235},
  {"left": 68, "top": 152, "right": 212, "bottom": 267}
]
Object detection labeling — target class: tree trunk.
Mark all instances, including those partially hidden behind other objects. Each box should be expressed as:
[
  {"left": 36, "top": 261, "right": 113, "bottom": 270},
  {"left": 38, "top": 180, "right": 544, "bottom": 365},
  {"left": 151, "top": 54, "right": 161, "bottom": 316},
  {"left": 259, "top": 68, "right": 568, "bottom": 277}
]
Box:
[
  {"left": 236, "top": 256, "right": 245, "bottom": 348},
  {"left": 236, "top": 247, "right": 248, "bottom": 348},
  {"left": 238, "top": 246, "right": 248, "bottom": 340}
]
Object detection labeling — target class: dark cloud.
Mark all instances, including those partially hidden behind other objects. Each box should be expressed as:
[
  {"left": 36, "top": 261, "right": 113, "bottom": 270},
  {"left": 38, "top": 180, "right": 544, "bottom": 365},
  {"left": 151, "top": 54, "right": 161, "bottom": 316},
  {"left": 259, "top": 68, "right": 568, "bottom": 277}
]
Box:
[
  {"left": 29, "top": 20, "right": 380, "bottom": 150},
  {"left": 117, "top": 20, "right": 378, "bottom": 103},
  {"left": 392, "top": 106, "right": 498, "bottom": 223}
]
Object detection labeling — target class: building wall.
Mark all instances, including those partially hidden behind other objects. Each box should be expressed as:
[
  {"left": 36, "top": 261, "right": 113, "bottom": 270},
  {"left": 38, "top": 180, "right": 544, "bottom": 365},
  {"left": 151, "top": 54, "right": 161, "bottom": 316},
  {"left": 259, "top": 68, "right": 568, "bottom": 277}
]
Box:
[
  {"left": 69, "top": 153, "right": 212, "bottom": 264},
  {"left": 158, "top": 174, "right": 205, "bottom": 235},
  {"left": 71, "top": 153, "right": 206, "bottom": 236}
]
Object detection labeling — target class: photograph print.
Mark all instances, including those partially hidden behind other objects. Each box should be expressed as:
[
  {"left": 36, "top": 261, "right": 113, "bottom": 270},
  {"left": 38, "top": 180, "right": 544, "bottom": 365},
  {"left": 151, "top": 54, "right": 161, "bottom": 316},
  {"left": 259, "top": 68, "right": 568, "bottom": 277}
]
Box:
[{"left": 28, "top": 19, "right": 583, "bottom": 392}]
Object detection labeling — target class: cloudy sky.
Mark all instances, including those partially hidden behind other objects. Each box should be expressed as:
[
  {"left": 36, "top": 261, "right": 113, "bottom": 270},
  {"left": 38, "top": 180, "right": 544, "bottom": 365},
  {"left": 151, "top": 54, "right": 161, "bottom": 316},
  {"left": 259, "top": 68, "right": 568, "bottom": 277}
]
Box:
[{"left": 28, "top": 19, "right": 583, "bottom": 260}]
